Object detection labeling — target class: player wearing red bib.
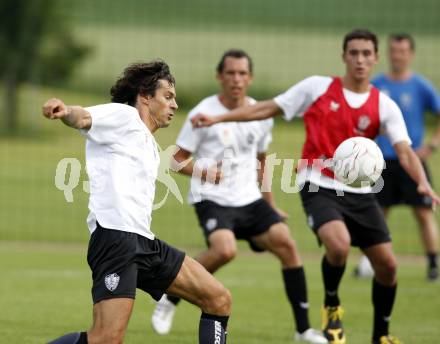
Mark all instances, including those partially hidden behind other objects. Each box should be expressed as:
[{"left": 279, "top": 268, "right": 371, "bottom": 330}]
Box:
[{"left": 191, "top": 30, "right": 440, "bottom": 344}]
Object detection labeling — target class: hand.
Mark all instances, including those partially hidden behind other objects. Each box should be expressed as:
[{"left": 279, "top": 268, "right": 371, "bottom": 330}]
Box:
[
  {"left": 274, "top": 207, "right": 289, "bottom": 221},
  {"left": 42, "top": 98, "right": 69, "bottom": 120},
  {"left": 191, "top": 113, "right": 217, "bottom": 128},
  {"left": 415, "top": 145, "right": 432, "bottom": 161},
  {"left": 417, "top": 182, "right": 440, "bottom": 210}
]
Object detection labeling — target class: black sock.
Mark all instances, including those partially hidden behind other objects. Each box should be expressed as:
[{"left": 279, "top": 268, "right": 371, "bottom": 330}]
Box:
[
  {"left": 282, "top": 267, "right": 310, "bottom": 333},
  {"left": 427, "top": 252, "right": 438, "bottom": 269},
  {"left": 322, "top": 255, "right": 346, "bottom": 307},
  {"left": 199, "top": 313, "right": 229, "bottom": 344},
  {"left": 372, "top": 279, "right": 397, "bottom": 340},
  {"left": 167, "top": 294, "right": 182, "bottom": 305},
  {"left": 48, "top": 332, "right": 87, "bottom": 344}
]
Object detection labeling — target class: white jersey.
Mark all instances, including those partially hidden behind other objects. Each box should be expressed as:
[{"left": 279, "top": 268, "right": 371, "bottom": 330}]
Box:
[
  {"left": 80, "top": 103, "right": 159, "bottom": 239},
  {"left": 274, "top": 76, "right": 411, "bottom": 194},
  {"left": 177, "top": 95, "right": 273, "bottom": 206}
]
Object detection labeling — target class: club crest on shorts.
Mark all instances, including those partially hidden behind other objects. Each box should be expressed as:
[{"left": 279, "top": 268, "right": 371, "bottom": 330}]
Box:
[
  {"left": 105, "top": 273, "right": 120, "bottom": 291},
  {"left": 206, "top": 218, "right": 218, "bottom": 231}
]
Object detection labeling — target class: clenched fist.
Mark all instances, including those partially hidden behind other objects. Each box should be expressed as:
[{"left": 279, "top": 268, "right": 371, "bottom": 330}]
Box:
[{"left": 42, "top": 98, "right": 70, "bottom": 120}]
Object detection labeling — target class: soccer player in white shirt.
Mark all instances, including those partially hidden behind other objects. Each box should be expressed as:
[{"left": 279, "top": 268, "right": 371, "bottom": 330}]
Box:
[
  {"left": 191, "top": 31, "right": 440, "bottom": 344},
  {"left": 43, "top": 60, "right": 231, "bottom": 344},
  {"left": 151, "top": 50, "right": 327, "bottom": 344}
]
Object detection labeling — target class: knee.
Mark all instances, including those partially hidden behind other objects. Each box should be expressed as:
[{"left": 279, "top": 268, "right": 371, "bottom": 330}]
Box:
[
  {"left": 375, "top": 257, "right": 398, "bottom": 284},
  {"left": 212, "top": 246, "right": 236, "bottom": 265},
  {"left": 279, "top": 236, "right": 297, "bottom": 252},
  {"left": 326, "top": 242, "right": 350, "bottom": 265},
  {"left": 273, "top": 237, "right": 299, "bottom": 263},
  {"left": 202, "top": 285, "right": 232, "bottom": 315}
]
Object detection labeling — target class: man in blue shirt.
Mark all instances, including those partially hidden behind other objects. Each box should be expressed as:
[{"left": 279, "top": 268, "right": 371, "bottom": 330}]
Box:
[{"left": 355, "top": 33, "right": 440, "bottom": 281}]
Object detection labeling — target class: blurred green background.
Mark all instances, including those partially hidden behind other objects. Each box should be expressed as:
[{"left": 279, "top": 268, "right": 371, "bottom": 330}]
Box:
[
  {"left": 1, "top": 0, "right": 439, "bottom": 251},
  {"left": 1, "top": 1, "right": 440, "bottom": 343}
]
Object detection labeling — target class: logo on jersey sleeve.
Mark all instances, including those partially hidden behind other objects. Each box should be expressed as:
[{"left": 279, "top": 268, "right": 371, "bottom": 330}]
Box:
[{"left": 105, "top": 273, "right": 120, "bottom": 291}]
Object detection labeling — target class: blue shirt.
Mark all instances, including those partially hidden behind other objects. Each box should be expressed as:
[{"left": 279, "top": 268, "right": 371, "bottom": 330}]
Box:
[{"left": 372, "top": 73, "right": 440, "bottom": 159}]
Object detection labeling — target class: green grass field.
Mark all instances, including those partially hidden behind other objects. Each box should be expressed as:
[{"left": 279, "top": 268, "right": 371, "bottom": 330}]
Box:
[{"left": 1, "top": 244, "right": 439, "bottom": 344}]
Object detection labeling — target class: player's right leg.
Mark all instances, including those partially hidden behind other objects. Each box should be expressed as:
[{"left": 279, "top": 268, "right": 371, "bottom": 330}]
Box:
[
  {"left": 317, "top": 220, "right": 350, "bottom": 344},
  {"left": 166, "top": 255, "right": 232, "bottom": 344},
  {"left": 300, "top": 183, "right": 349, "bottom": 344}
]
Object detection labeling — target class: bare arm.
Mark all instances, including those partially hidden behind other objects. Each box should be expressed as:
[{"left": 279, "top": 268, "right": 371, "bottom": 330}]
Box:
[
  {"left": 257, "top": 152, "right": 288, "bottom": 219},
  {"left": 394, "top": 141, "right": 440, "bottom": 206},
  {"left": 191, "top": 100, "right": 281, "bottom": 128},
  {"left": 42, "top": 98, "right": 91, "bottom": 130},
  {"left": 171, "top": 147, "right": 221, "bottom": 184}
]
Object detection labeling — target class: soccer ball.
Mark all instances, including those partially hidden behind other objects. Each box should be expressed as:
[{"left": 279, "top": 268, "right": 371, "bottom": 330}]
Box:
[
  {"left": 354, "top": 255, "right": 375, "bottom": 278},
  {"left": 333, "top": 137, "right": 384, "bottom": 187}
]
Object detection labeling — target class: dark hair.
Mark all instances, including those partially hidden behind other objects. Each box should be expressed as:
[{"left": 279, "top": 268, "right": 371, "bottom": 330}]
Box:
[
  {"left": 343, "top": 29, "right": 378, "bottom": 53},
  {"left": 389, "top": 32, "right": 415, "bottom": 51},
  {"left": 216, "top": 49, "right": 253, "bottom": 74},
  {"left": 110, "top": 59, "right": 175, "bottom": 106}
]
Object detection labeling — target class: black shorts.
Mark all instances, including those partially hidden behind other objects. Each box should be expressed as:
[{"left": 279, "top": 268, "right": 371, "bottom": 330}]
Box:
[
  {"left": 299, "top": 183, "right": 391, "bottom": 249},
  {"left": 87, "top": 223, "right": 185, "bottom": 304},
  {"left": 376, "top": 159, "right": 433, "bottom": 208},
  {"left": 194, "top": 198, "right": 282, "bottom": 252}
]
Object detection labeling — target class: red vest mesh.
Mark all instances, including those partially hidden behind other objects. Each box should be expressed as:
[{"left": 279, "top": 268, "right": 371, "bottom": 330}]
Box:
[{"left": 299, "top": 77, "right": 380, "bottom": 178}]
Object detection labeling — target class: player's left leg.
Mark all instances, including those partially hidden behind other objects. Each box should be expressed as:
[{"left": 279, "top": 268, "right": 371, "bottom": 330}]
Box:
[
  {"left": 252, "top": 223, "right": 327, "bottom": 344},
  {"left": 166, "top": 256, "right": 231, "bottom": 344},
  {"left": 412, "top": 206, "right": 439, "bottom": 280},
  {"left": 363, "top": 243, "right": 400, "bottom": 344}
]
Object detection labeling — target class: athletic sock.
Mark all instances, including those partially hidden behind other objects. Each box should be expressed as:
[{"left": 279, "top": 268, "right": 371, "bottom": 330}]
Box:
[
  {"left": 372, "top": 279, "right": 397, "bottom": 340},
  {"left": 48, "top": 331, "right": 88, "bottom": 344},
  {"left": 167, "top": 294, "right": 182, "bottom": 305},
  {"left": 427, "top": 252, "right": 438, "bottom": 269},
  {"left": 282, "top": 267, "right": 311, "bottom": 333},
  {"left": 199, "top": 313, "right": 229, "bottom": 344},
  {"left": 322, "top": 255, "right": 346, "bottom": 307}
]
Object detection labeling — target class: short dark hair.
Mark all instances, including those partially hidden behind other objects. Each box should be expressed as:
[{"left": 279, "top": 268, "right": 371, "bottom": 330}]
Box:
[
  {"left": 389, "top": 32, "right": 415, "bottom": 51},
  {"left": 110, "top": 59, "right": 175, "bottom": 106},
  {"left": 343, "top": 29, "right": 378, "bottom": 53},
  {"left": 216, "top": 49, "right": 253, "bottom": 74}
]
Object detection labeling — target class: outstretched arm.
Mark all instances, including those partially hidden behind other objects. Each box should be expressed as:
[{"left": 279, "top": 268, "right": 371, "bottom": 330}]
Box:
[
  {"left": 191, "top": 100, "right": 281, "bottom": 128},
  {"left": 42, "top": 98, "right": 92, "bottom": 130},
  {"left": 394, "top": 141, "right": 440, "bottom": 207}
]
